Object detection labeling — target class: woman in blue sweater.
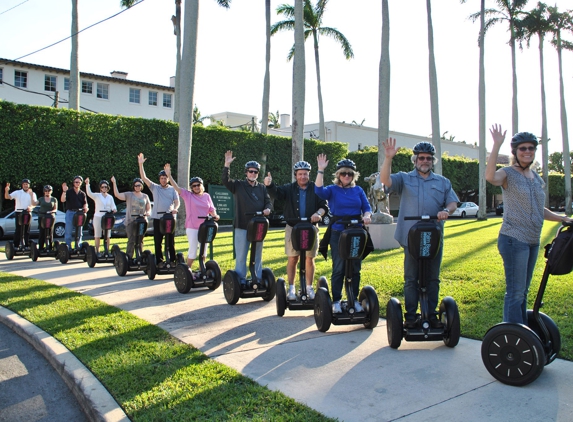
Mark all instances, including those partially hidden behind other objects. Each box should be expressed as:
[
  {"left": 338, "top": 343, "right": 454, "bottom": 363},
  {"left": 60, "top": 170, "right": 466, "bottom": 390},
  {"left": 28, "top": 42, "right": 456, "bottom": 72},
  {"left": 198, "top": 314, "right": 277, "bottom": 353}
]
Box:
[{"left": 315, "top": 154, "right": 372, "bottom": 313}]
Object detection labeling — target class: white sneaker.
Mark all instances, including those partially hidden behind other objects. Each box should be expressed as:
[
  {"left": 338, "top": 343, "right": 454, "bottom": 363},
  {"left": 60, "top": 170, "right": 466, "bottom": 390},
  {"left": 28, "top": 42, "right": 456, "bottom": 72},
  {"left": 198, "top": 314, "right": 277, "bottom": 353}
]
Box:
[
  {"left": 287, "top": 289, "right": 297, "bottom": 301},
  {"left": 354, "top": 300, "right": 363, "bottom": 312},
  {"left": 307, "top": 286, "right": 315, "bottom": 300},
  {"left": 332, "top": 301, "right": 342, "bottom": 313}
]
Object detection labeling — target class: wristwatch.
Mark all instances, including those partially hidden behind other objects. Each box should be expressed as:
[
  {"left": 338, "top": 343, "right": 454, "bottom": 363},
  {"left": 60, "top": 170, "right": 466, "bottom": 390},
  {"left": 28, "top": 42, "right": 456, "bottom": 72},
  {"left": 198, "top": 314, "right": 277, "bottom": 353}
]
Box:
[
  {"left": 317, "top": 210, "right": 324, "bottom": 216},
  {"left": 443, "top": 208, "right": 449, "bottom": 213}
]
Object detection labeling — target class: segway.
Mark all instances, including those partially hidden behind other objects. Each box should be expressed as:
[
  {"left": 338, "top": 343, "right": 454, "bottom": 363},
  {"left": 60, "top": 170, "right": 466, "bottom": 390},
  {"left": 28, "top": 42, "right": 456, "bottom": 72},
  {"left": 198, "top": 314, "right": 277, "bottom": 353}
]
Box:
[
  {"left": 57, "top": 210, "right": 89, "bottom": 264},
  {"left": 114, "top": 214, "right": 155, "bottom": 277},
  {"left": 86, "top": 211, "right": 119, "bottom": 267},
  {"left": 313, "top": 218, "right": 379, "bottom": 332},
  {"left": 174, "top": 215, "right": 222, "bottom": 293},
  {"left": 480, "top": 222, "right": 572, "bottom": 386},
  {"left": 29, "top": 211, "right": 59, "bottom": 261},
  {"left": 223, "top": 212, "right": 276, "bottom": 305},
  {"left": 276, "top": 218, "right": 329, "bottom": 316},
  {"left": 386, "top": 216, "right": 460, "bottom": 349},
  {"left": 150, "top": 212, "right": 185, "bottom": 279},
  {"left": 5, "top": 210, "right": 32, "bottom": 260}
]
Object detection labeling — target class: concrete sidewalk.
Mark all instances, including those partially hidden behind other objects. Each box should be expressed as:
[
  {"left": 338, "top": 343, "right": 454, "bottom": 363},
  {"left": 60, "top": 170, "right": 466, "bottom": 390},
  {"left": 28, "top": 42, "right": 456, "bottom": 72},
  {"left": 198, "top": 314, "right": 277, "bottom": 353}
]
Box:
[{"left": 2, "top": 255, "right": 573, "bottom": 421}]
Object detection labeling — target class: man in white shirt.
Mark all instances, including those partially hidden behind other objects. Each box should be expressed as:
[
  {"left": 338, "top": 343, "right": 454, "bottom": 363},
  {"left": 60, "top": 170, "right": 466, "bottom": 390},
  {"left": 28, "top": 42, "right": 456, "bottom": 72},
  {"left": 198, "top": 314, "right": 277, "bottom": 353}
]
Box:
[{"left": 4, "top": 178, "right": 37, "bottom": 249}]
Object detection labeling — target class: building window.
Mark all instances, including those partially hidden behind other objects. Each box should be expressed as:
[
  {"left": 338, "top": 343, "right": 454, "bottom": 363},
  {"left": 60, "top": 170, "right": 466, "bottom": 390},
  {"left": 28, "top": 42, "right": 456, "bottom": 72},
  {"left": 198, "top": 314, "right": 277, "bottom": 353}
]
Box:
[
  {"left": 14, "top": 70, "right": 27, "bottom": 88},
  {"left": 64, "top": 77, "right": 70, "bottom": 91},
  {"left": 129, "top": 88, "right": 140, "bottom": 104},
  {"left": 44, "top": 75, "right": 57, "bottom": 92},
  {"left": 81, "top": 80, "right": 93, "bottom": 94},
  {"left": 149, "top": 91, "right": 158, "bottom": 106},
  {"left": 97, "top": 83, "right": 109, "bottom": 99},
  {"left": 163, "top": 93, "right": 172, "bottom": 108}
]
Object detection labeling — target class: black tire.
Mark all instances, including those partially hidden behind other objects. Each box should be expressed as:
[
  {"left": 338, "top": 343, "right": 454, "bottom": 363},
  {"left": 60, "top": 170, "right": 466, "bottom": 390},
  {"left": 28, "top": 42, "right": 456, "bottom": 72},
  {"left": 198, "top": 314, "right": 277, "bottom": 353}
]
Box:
[
  {"left": 174, "top": 264, "right": 192, "bottom": 294},
  {"left": 30, "top": 241, "right": 38, "bottom": 262},
  {"left": 5, "top": 242, "right": 15, "bottom": 260},
  {"left": 276, "top": 278, "right": 287, "bottom": 317},
  {"left": 527, "top": 310, "right": 561, "bottom": 364},
  {"left": 58, "top": 243, "right": 69, "bottom": 264},
  {"left": 461, "top": 211, "right": 466, "bottom": 218},
  {"left": 177, "top": 252, "right": 185, "bottom": 265},
  {"left": 53, "top": 241, "right": 60, "bottom": 258},
  {"left": 147, "top": 255, "right": 157, "bottom": 280},
  {"left": 317, "top": 276, "right": 329, "bottom": 294},
  {"left": 386, "top": 297, "right": 403, "bottom": 349},
  {"left": 261, "top": 268, "right": 276, "bottom": 302},
  {"left": 111, "top": 244, "right": 120, "bottom": 257},
  {"left": 314, "top": 287, "right": 332, "bottom": 332},
  {"left": 440, "top": 296, "right": 460, "bottom": 348},
  {"left": 54, "top": 223, "right": 65, "bottom": 238},
  {"left": 481, "top": 323, "right": 546, "bottom": 386},
  {"left": 223, "top": 270, "right": 241, "bottom": 305},
  {"left": 359, "top": 285, "right": 379, "bottom": 329},
  {"left": 80, "top": 242, "right": 89, "bottom": 262},
  {"left": 86, "top": 245, "right": 97, "bottom": 268},
  {"left": 115, "top": 252, "right": 128, "bottom": 276},
  {"left": 205, "top": 260, "right": 222, "bottom": 290}
]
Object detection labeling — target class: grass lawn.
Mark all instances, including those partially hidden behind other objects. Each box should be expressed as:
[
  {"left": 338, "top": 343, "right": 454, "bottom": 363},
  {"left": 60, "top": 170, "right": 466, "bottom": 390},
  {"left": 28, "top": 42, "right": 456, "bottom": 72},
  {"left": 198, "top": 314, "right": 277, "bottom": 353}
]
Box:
[{"left": 1, "top": 218, "right": 572, "bottom": 420}]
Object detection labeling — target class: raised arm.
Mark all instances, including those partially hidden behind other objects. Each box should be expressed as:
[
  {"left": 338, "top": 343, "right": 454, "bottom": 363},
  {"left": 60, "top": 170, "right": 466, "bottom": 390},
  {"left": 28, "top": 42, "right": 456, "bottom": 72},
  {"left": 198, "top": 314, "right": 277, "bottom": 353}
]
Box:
[
  {"left": 29, "top": 188, "right": 39, "bottom": 206},
  {"left": 380, "top": 138, "right": 398, "bottom": 188},
  {"left": 138, "top": 153, "right": 152, "bottom": 188},
  {"left": 84, "top": 177, "right": 95, "bottom": 200},
  {"left": 164, "top": 163, "right": 181, "bottom": 194},
  {"left": 60, "top": 183, "right": 67, "bottom": 203},
  {"left": 315, "top": 154, "right": 329, "bottom": 188},
  {"left": 486, "top": 124, "right": 508, "bottom": 188},
  {"left": 110, "top": 176, "right": 126, "bottom": 201}
]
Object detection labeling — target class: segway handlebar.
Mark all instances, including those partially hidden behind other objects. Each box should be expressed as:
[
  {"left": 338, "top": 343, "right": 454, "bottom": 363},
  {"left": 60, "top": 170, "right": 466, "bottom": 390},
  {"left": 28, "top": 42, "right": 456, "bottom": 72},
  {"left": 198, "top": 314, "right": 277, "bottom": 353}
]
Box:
[
  {"left": 338, "top": 217, "right": 364, "bottom": 225},
  {"left": 561, "top": 220, "right": 573, "bottom": 227},
  {"left": 246, "top": 211, "right": 266, "bottom": 217},
  {"left": 285, "top": 217, "right": 309, "bottom": 226},
  {"left": 404, "top": 215, "right": 438, "bottom": 221},
  {"left": 198, "top": 215, "right": 217, "bottom": 221}
]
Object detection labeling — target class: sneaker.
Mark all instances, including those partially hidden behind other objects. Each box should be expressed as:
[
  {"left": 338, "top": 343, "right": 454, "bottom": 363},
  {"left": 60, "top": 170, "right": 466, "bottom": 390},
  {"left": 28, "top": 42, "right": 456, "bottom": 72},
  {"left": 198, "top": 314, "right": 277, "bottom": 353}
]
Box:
[
  {"left": 353, "top": 300, "right": 363, "bottom": 312},
  {"left": 287, "top": 290, "right": 297, "bottom": 301},
  {"left": 332, "top": 301, "right": 342, "bottom": 313},
  {"left": 97, "top": 252, "right": 103, "bottom": 258},
  {"left": 404, "top": 319, "right": 417, "bottom": 329},
  {"left": 307, "top": 286, "right": 315, "bottom": 300},
  {"left": 157, "top": 261, "right": 166, "bottom": 269}
]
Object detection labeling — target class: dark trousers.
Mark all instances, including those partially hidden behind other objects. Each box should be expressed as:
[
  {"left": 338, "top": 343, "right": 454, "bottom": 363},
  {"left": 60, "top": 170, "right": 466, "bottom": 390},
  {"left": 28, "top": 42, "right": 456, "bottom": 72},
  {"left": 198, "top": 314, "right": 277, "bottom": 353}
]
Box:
[
  {"left": 14, "top": 212, "right": 30, "bottom": 248},
  {"left": 38, "top": 219, "right": 54, "bottom": 250},
  {"left": 153, "top": 218, "right": 176, "bottom": 263}
]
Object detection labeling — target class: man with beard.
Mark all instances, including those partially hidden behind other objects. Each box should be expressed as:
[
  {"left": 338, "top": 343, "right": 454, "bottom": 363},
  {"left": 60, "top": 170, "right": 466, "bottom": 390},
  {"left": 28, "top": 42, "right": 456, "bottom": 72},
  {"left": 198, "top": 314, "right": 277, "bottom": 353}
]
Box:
[
  {"left": 380, "top": 139, "right": 458, "bottom": 329},
  {"left": 4, "top": 179, "right": 37, "bottom": 249}
]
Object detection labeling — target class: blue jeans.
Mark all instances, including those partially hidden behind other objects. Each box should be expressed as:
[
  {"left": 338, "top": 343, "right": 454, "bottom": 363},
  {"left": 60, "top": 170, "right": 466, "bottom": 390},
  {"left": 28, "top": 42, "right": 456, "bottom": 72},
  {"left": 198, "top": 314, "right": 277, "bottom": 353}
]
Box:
[
  {"left": 330, "top": 229, "right": 361, "bottom": 303},
  {"left": 65, "top": 210, "right": 83, "bottom": 248},
  {"left": 403, "top": 243, "right": 443, "bottom": 320},
  {"left": 498, "top": 234, "right": 539, "bottom": 324},
  {"left": 234, "top": 228, "right": 263, "bottom": 281}
]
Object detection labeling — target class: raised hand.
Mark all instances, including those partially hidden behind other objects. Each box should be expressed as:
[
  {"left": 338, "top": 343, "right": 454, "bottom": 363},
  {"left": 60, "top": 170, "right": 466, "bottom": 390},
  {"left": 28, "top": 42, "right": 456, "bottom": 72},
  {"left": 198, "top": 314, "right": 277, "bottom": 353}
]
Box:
[
  {"left": 85, "top": 177, "right": 90, "bottom": 185},
  {"left": 110, "top": 176, "right": 116, "bottom": 184},
  {"left": 489, "top": 124, "right": 506, "bottom": 147},
  {"left": 164, "top": 163, "right": 171, "bottom": 176},
  {"left": 382, "top": 138, "right": 398, "bottom": 158},
  {"left": 138, "top": 153, "right": 147, "bottom": 164},
  {"left": 4, "top": 183, "right": 9, "bottom": 191},
  {"left": 62, "top": 182, "right": 68, "bottom": 192},
  {"left": 264, "top": 172, "right": 272, "bottom": 186},
  {"left": 224, "top": 150, "right": 236, "bottom": 167},
  {"left": 317, "top": 154, "right": 329, "bottom": 171}
]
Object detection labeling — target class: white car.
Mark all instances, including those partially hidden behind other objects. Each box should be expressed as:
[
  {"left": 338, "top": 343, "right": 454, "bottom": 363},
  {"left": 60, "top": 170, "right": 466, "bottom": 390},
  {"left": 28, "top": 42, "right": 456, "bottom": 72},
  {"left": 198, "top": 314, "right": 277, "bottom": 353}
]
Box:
[
  {"left": 451, "top": 202, "right": 479, "bottom": 218},
  {"left": 0, "top": 207, "right": 66, "bottom": 239}
]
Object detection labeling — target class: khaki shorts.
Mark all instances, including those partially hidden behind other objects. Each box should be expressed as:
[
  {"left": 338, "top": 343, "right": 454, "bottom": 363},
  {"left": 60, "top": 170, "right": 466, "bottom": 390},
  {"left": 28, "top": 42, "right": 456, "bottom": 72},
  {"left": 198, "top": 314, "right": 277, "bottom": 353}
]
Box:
[{"left": 285, "top": 224, "right": 319, "bottom": 257}]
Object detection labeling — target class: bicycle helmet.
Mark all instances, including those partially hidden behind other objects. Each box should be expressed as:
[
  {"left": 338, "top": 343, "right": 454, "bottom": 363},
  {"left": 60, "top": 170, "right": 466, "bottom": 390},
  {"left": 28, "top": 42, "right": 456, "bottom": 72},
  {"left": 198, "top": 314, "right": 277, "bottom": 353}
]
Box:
[
  {"left": 244, "top": 161, "right": 261, "bottom": 171},
  {"left": 158, "top": 170, "right": 168, "bottom": 177},
  {"left": 413, "top": 142, "right": 436, "bottom": 156},
  {"left": 132, "top": 177, "right": 144, "bottom": 187},
  {"left": 43, "top": 185, "right": 53, "bottom": 191},
  {"left": 336, "top": 159, "right": 356, "bottom": 171},
  {"left": 99, "top": 180, "right": 110, "bottom": 188},
  {"left": 510, "top": 132, "right": 538, "bottom": 149},
  {"left": 21, "top": 178, "right": 31, "bottom": 184},
  {"left": 293, "top": 161, "right": 312, "bottom": 172},
  {"left": 73, "top": 175, "right": 83, "bottom": 182},
  {"left": 190, "top": 177, "right": 203, "bottom": 185}
]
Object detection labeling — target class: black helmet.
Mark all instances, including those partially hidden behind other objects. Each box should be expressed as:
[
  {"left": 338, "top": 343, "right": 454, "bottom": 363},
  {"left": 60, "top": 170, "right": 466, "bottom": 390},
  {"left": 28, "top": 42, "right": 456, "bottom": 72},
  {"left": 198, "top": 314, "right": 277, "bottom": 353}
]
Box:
[
  {"left": 293, "top": 161, "right": 312, "bottom": 172},
  {"left": 99, "top": 180, "right": 110, "bottom": 188},
  {"left": 413, "top": 142, "right": 436, "bottom": 156},
  {"left": 336, "top": 159, "right": 356, "bottom": 171},
  {"left": 190, "top": 177, "right": 203, "bottom": 185},
  {"left": 73, "top": 175, "right": 83, "bottom": 182},
  {"left": 43, "top": 185, "right": 53, "bottom": 191},
  {"left": 244, "top": 161, "right": 261, "bottom": 170},
  {"left": 21, "top": 178, "right": 31, "bottom": 184},
  {"left": 511, "top": 132, "right": 538, "bottom": 149},
  {"left": 158, "top": 170, "right": 168, "bottom": 177},
  {"left": 132, "top": 177, "right": 144, "bottom": 187}
]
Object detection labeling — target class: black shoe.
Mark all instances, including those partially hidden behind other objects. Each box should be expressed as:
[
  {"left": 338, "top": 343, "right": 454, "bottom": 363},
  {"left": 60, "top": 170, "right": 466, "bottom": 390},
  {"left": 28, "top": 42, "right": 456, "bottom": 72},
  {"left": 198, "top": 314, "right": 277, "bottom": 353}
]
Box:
[
  {"left": 430, "top": 317, "right": 444, "bottom": 329},
  {"left": 404, "top": 319, "right": 417, "bottom": 329}
]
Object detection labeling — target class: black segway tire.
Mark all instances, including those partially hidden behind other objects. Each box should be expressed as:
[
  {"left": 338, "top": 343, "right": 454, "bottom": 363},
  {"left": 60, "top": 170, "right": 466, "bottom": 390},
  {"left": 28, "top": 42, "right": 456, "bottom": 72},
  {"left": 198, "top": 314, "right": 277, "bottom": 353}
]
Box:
[
  {"left": 359, "top": 285, "right": 379, "bottom": 329},
  {"left": 440, "top": 296, "right": 460, "bottom": 348},
  {"left": 30, "top": 241, "right": 38, "bottom": 262},
  {"left": 205, "top": 260, "right": 222, "bottom": 290},
  {"left": 81, "top": 242, "right": 89, "bottom": 261},
  {"left": 527, "top": 310, "right": 561, "bottom": 365},
  {"left": 53, "top": 241, "right": 60, "bottom": 256},
  {"left": 111, "top": 244, "right": 120, "bottom": 257},
  {"left": 275, "top": 278, "right": 287, "bottom": 317},
  {"left": 5, "top": 242, "right": 15, "bottom": 260},
  {"left": 176, "top": 252, "right": 185, "bottom": 265},
  {"left": 223, "top": 270, "right": 241, "bottom": 305},
  {"left": 386, "top": 298, "right": 403, "bottom": 349},
  {"left": 314, "top": 287, "right": 332, "bottom": 332},
  {"left": 58, "top": 243, "right": 70, "bottom": 264},
  {"left": 317, "top": 276, "right": 329, "bottom": 294},
  {"left": 115, "top": 252, "right": 128, "bottom": 276},
  {"left": 147, "top": 255, "right": 157, "bottom": 280},
  {"left": 174, "top": 264, "right": 192, "bottom": 294},
  {"left": 86, "top": 245, "right": 97, "bottom": 268},
  {"left": 481, "top": 323, "right": 546, "bottom": 386},
  {"left": 261, "top": 268, "right": 276, "bottom": 302}
]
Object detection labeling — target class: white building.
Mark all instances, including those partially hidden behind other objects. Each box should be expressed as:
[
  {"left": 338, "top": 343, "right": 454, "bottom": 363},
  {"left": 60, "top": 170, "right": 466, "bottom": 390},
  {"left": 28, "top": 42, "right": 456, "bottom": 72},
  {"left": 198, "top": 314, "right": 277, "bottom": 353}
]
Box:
[{"left": 0, "top": 58, "right": 175, "bottom": 120}]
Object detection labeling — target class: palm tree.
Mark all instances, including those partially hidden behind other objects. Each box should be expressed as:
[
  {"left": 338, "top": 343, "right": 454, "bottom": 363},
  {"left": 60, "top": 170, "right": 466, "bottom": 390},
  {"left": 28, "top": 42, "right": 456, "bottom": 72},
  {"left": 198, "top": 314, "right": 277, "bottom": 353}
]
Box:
[
  {"left": 271, "top": 0, "right": 354, "bottom": 142},
  {"left": 378, "top": 0, "right": 390, "bottom": 171},
  {"left": 261, "top": 0, "right": 271, "bottom": 135},
  {"left": 292, "top": 0, "right": 305, "bottom": 170},
  {"left": 426, "top": 0, "right": 442, "bottom": 175},
  {"left": 69, "top": 0, "right": 80, "bottom": 111},
  {"left": 171, "top": 0, "right": 182, "bottom": 123},
  {"left": 470, "top": 0, "right": 529, "bottom": 136}
]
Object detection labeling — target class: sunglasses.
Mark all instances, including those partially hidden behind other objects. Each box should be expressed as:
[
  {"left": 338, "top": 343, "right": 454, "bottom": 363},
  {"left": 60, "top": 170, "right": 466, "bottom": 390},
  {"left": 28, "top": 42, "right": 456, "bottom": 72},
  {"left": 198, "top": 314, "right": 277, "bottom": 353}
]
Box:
[
  {"left": 101, "top": 186, "right": 109, "bottom": 189},
  {"left": 191, "top": 184, "right": 201, "bottom": 188},
  {"left": 74, "top": 181, "right": 82, "bottom": 184},
  {"left": 417, "top": 156, "right": 433, "bottom": 162},
  {"left": 339, "top": 172, "right": 354, "bottom": 177},
  {"left": 134, "top": 184, "right": 143, "bottom": 188},
  {"left": 518, "top": 146, "right": 536, "bottom": 152},
  {"left": 247, "top": 170, "right": 259, "bottom": 174}
]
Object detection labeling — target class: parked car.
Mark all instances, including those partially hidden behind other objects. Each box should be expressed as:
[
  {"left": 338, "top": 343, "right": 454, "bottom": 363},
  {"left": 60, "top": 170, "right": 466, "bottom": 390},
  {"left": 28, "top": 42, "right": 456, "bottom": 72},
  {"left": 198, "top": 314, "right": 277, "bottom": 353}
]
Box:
[
  {"left": 496, "top": 202, "right": 503, "bottom": 216},
  {"left": 451, "top": 202, "right": 479, "bottom": 218},
  {"left": 109, "top": 202, "right": 154, "bottom": 238},
  {"left": 0, "top": 207, "right": 66, "bottom": 239}
]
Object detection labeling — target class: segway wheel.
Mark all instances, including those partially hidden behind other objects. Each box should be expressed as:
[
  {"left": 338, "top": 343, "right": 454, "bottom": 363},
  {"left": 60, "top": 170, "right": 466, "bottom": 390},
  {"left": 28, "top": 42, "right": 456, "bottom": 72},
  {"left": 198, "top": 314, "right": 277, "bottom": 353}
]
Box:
[
  {"left": 115, "top": 252, "right": 128, "bottom": 276},
  {"left": 57, "top": 243, "right": 70, "bottom": 264},
  {"left": 176, "top": 252, "right": 185, "bottom": 265},
  {"left": 30, "top": 241, "right": 38, "bottom": 262},
  {"left": 5, "top": 242, "right": 15, "bottom": 260},
  {"left": 440, "top": 296, "right": 460, "bottom": 348},
  {"left": 223, "top": 270, "right": 241, "bottom": 305},
  {"left": 261, "top": 268, "right": 276, "bottom": 302},
  {"left": 314, "top": 287, "right": 332, "bottom": 332},
  {"left": 147, "top": 256, "right": 157, "bottom": 280},
  {"left": 481, "top": 323, "right": 546, "bottom": 386},
  {"left": 317, "top": 276, "right": 329, "bottom": 294},
  {"left": 275, "top": 278, "right": 287, "bottom": 317},
  {"left": 53, "top": 241, "right": 60, "bottom": 255},
  {"left": 86, "top": 245, "right": 97, "bottom": 268},
  {"left": 359, "top": 285, "right": 379, "bottom": 329},
  {"left": 174, "top": 264, "right": 192, "bottom": 294},
  {"left": 205, "top": 260, "right": 222, "bottom": 290},
  {"left": 81, "top": 242, "right": 89, "bottom": 262},
  {"left": 527, "top": 310, "right": 561, "bottom": 365},
  {"left": 111, "top": 244, "right": 120, "bottom": 257},
  {"left": 386, "top": 298, "right": 403, "bottom": 349}
]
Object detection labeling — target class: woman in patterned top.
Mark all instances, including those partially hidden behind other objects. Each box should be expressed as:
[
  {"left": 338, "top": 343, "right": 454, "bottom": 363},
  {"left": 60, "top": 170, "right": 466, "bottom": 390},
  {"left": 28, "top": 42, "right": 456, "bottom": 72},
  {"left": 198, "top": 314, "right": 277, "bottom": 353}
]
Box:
[{"left": 486, "top": 124, "right": 572, "bottom": 324}]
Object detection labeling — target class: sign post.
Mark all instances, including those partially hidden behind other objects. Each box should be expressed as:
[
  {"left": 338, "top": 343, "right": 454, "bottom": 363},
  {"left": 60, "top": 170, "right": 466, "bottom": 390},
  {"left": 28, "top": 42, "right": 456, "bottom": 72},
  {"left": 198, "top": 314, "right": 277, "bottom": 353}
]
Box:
[{"left": 209, "top": 185, "right": 235, "bottom": 258}]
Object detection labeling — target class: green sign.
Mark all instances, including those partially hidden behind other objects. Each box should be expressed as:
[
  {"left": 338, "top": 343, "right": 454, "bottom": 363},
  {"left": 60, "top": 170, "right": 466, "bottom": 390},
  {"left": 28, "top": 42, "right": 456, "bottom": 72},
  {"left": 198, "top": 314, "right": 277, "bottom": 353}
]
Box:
[{"left": 209, "top": 185, "right": 234, "bottom": 220}]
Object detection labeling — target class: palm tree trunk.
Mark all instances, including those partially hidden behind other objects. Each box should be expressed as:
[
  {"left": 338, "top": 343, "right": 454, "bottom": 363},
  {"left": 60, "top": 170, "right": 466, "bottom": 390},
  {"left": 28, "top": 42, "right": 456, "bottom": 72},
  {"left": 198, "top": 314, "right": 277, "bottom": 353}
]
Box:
[
  {"left": 261, "top": 0, "right": 271, "bottom": 135},
  {"left": 510, "top": 22, "right": 519, "bottom": 135},
  {"left": 313, "top": 31, "right": 325, "bottom": 142},
  {"left": 378, "top": 0, "right": 390, "bottom": 171},
  {"left": 173, "top": 0, "right": 182, "bottom": 123},
  {"left": 557, "top": 34, "right": 571, "bottom": 214},
  {"left": 478, "top": 0, "right": 486, "bottom": 220},
  {"left": 426, "top": 0, "right": 441, "bottom": 174},
  {"left": 292, "top": 0, "right": 305, "bottom": 177},
  {"left": 539, "top": 33, "right": 549, "bottom": 206},
  {"left": 69, "top": 0, "right": 80, "bottom": 111}
]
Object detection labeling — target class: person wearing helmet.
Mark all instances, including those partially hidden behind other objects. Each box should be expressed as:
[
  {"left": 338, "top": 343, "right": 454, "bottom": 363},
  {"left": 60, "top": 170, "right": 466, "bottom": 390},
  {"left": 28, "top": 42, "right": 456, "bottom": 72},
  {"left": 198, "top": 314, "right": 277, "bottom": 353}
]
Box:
[
  {"left": 110, "top": 176, "right": 151, "bottom": 260},
  {"left": 314, "top": 154, "right": 372, "bottom": 313},
  {"left": 85, "top": 178, "right": 117, "bottom": 256},
  {"left": 380, "top": 138, "right": 459, "bottom": 328},
  {"left": 4, "top": 178, "right": 37, "bottom": 249},
  {"left": 222, "top": 150, "right": 272, "bottom": 284},
  {"left": 264, "top": 161, "right": 329, "bottom": 300},
  {"left": 138, "top": 153, "right": 180, "bottom": 267},
  {"left": 486, "top": 124, "right": 572, "bottom": 324},
  {"left": 61, "top": 176, "right": 89, "bottom": 248},
  {"left": 164, "top": 164, "right": 219, "bottom": 271},
  {"left": 30, "top": 185, "right": 57, "bottom": 251}
]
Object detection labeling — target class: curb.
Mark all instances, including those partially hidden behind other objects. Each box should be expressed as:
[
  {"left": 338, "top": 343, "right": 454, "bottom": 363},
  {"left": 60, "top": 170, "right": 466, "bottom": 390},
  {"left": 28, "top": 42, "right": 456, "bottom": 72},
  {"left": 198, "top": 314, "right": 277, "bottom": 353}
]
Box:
[{"left": 0, "top": 306, "right": 130, "bottom": 422}]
